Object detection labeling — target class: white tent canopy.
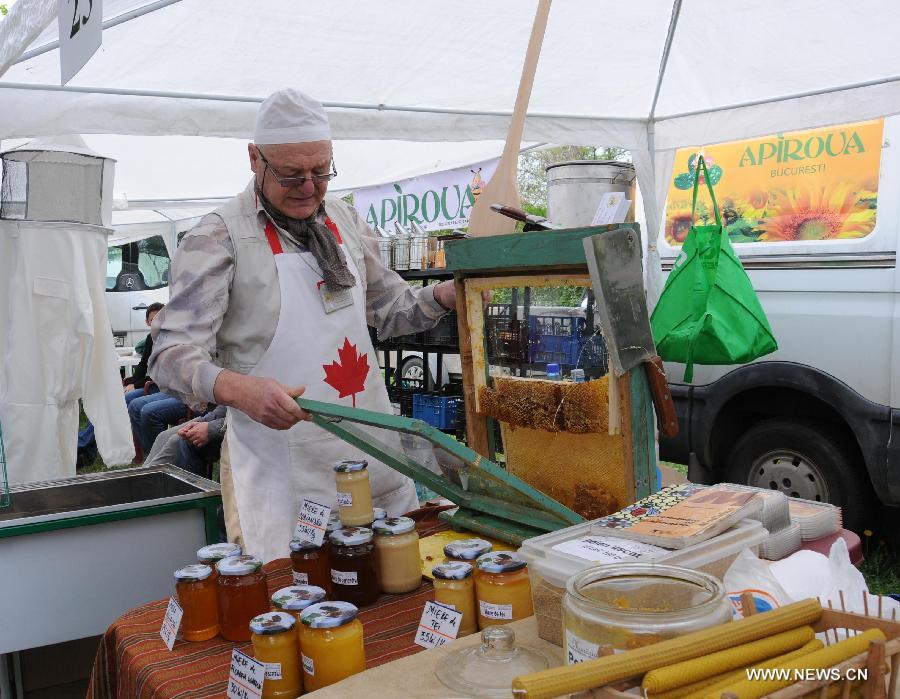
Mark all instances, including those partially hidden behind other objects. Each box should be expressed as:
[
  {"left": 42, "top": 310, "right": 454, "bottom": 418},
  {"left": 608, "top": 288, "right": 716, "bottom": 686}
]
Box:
[{"left": 2, "top": 0, "right": 900, "bottom": 296}]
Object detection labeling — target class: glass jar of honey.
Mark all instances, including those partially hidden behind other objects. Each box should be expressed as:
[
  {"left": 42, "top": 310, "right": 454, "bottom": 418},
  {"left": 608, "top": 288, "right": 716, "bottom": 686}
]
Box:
[
  {"left": 271, "top": 585, "right": 327, "bottom": 626},
  {"left": 197, "top": 542, "right": 242, "bottom": 579},
  {"left": 322, "top": 511, "right": 342, "bottom": 559},
  {"left": 474, "top": 552, "right": 534, "bottom": 629},
  {"left": 216, "top": 555, "right": 269, "bottom": 642},
  {"left": 298, "top": 601, "right": 366, "bottom": 691},
  {"left": 444, "top": 538, "right": 492, "bottom": 564},
  {"left": 432, "top": 562, "right": 477, "bottom": 637},
  {"left": 372, "top": 516, "right": 421, "bottom": 594},
  {"left": 333, "top": 460, "right": 374, "bottom": 526},
  {"left": 289, "top": 539, "right": 331, "bottom": 593},
  {"left": 250, "top": 611, "right": 303, "bottom": 699},
  {"left": 329, "top": 527, "right": 380, "bottom": 607},
  {"left": 373, "top": 507, "right": 387, "bottom": 524},
  {"left": 174, "top": 564, "right": 219, "bottom": 642}
]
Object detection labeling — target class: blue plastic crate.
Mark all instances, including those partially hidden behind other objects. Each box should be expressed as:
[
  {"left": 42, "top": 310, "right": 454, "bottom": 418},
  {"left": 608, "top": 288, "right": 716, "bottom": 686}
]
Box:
[
  {"left": 528, "top": 315, "right": 585, "bottom": 366},
  {"left": 412, "top": 393, "right": 461, "bottom": 430}
]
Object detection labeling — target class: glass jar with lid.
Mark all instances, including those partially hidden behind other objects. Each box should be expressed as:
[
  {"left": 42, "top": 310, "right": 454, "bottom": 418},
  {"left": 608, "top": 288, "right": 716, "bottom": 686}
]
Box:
[
  {"left": 333, "top": 459, "right": 375, "bottom": 526},
  {"left": 298, "top": 601, "right": 366, "bottom": 691},
  {"left": 271, "top": 585, "right": 327, "bottom": 626},
  {"left": 372, "top": 516, "right": 421, "bottom": 594},
  {"left": 289, "top": 539, "right": 331, "bottom": 593},
  {"left": 432, "top": 562, "right": 477, "bottom": 637},
  {"left": 444, "top": 538, "right": 492, "bottom": 564},
  {"left": 249, "top": 611, "right": 303, "bottom": 698},
  {"left": 216, "top": 555, "right": 269, "bottom": 642},
  {"left": 197, "top": 542, "right": 242, "bottom": 579},
  {"left": 174, "top": 564, "right": 219, "bottom": 642},
  {"left": 373, "top": 507, "right": 387, "bottom": 523},
  {"left": 474, "top": 552, "right": 534, "bottom": 628},
  {"left": 562, "top": 563, "right": 733, "bottom": 664},
  {"left": 323, "top": 511, "right": 343, "bottom": 558},
  {"left": 329, "top": 527, "right": 380, "bottom": 606}
]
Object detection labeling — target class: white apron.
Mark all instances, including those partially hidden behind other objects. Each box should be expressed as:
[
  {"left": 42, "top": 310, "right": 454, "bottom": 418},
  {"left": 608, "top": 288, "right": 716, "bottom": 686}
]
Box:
[{"left": 226, "top": 218, "right": 418, "bottom": 563}]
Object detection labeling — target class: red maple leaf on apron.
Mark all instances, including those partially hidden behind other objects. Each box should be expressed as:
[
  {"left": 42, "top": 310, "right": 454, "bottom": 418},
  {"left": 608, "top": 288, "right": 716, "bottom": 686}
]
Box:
[{"left": 323, "top": 337, "right": 370, "bottom": 407}]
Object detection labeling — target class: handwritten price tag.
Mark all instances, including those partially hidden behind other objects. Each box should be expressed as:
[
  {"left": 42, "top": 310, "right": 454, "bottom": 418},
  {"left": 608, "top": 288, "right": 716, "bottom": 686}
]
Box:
[
  {"left": 159, "top": 597, "right": 183, "bottom": 651},
  {"left": 227, "top": 648, "right": 264, "bottom": 699},
  {"left": 294, "top": 499, "right": 331, "bottom": 546},
  {"left": 414, "top": 601, "right": 463, "bottom": 649}
]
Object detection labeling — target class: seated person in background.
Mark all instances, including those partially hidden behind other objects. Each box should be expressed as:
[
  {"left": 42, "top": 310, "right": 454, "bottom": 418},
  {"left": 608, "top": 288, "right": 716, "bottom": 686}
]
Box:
[
  {"left": 124, "top": 302, "right": 164, "bottom": 406},
  {"left": 126, "top": 301, "right": 190, "bottom": 456},
  {"left": 143, "top": 405, "right": 227, "bottom": 476}
]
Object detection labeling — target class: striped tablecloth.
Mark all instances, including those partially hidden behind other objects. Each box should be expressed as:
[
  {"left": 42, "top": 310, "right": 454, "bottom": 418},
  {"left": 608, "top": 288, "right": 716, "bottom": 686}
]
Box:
[{"left": 87, "top": 507, "right": 449, "bottom": 699}]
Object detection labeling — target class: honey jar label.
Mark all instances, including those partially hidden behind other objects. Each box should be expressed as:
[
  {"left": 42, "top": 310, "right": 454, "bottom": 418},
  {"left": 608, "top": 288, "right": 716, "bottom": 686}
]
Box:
[
  {"left": 479, "top": 600, "right": 513, "bottom": 620},
  {"left": 264, "top": 662, "right": 282, "bottom": 680},
  {"left": 292, "top": 570, "right": 309, "bottom": 585},
  {"left": 337, "top": 491, "right": 353, "bottom": 506},
  {"left": 565, "top": 629, "right": 601, "bottom": 665},
  {"left": 159, "top": 597, "right": 182, "bottom": 651},
  {"left": 331, "top": 569, "right": 359, "bottom": 586},
  {"left": 302, "top": 653, "right": 315, "bottom": 676}
]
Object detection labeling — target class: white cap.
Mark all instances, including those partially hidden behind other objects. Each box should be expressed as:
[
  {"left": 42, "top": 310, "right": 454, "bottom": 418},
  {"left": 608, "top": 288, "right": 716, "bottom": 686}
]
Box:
[{"left": 254, "top": 89, "right": 331, "bottom": 145}]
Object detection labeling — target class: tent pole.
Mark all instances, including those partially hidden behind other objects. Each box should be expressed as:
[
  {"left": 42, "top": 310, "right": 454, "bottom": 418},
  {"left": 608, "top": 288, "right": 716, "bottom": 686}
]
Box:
[
  {"left": 0, "top": 81, "right": 646, "bottom": 123},
  {"left": 14, "top": 0, "right": 189, "bottom": 65},
  {"left": 648, "top": 0, "right": 682, "bottom": 121}
]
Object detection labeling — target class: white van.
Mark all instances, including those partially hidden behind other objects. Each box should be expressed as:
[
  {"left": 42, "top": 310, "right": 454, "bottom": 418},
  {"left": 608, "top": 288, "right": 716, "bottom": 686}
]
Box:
[
  {"left": 657, "top": 117, "right": 898, "bottom": 530},
  {"left": 106, "top": 233, "right": 172, "bottom": 348}
]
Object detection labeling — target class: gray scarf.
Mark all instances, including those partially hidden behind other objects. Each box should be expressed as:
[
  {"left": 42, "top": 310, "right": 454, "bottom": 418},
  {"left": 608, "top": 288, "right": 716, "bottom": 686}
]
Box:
[{"left": 256, "top": 185, "right": 356, "bottom": 293}]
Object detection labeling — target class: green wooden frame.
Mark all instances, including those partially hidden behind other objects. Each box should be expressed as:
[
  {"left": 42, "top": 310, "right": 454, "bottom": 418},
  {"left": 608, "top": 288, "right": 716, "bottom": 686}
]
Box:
[
  {"left": 445, "top": 224, "right": 658, "bottom": 503},
  {"left": 298, "top": 397, "right": 583, "bottom": 544}
]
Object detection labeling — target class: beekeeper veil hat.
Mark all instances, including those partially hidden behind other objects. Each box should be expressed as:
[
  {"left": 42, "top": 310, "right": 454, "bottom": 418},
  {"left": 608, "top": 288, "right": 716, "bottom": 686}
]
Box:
[{"left": 254, "top": 89, "right": 332, "bottom": 145}]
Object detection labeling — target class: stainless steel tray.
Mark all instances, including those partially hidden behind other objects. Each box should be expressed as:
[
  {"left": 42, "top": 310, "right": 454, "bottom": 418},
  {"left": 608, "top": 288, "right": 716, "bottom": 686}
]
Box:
[{"left": 0, "top": 464, "right": 220, "bottom": 529}]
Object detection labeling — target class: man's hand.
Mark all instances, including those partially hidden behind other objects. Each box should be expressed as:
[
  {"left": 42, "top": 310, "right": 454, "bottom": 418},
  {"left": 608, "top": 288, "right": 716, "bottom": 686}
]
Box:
[
  {"left": 179, "top": 421, "right": 210, "bottom": 447},
  {"left": 432, "top": 280, "right": 456, "bottom": 310},
  {"left": 214, "top": 371, "right": 310, "bottom": 430}
]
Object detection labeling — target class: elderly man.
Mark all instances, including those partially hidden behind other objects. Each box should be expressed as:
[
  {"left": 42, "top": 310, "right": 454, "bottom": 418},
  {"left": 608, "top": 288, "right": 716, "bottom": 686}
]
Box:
[{"left": 150, "top": 89, "right": 455, "bottom": 562}]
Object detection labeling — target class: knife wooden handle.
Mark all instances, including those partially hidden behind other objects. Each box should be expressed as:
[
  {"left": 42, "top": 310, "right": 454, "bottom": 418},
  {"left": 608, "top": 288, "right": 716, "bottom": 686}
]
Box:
[{"left": 645, "top": 355, "right": 679, "bottom": 438}]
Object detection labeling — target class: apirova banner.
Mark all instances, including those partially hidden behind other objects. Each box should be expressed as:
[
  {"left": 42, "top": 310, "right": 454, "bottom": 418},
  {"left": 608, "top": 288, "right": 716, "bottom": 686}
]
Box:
[
  {"left": 354, "top": 158, "right": 499, "bottom": 232},
  {"left": 665, "top": 119, "right": 883, "bottom": 245}
]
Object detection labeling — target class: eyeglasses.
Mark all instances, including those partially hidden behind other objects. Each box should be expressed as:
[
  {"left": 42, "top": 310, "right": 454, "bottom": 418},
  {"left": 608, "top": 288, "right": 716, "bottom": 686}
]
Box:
[{"left": 256, "top": 147, "right": 337, "bottom": 187}]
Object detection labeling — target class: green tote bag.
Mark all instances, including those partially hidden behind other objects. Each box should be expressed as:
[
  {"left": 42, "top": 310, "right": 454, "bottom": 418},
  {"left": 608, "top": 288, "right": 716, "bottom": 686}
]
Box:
[{"left": 650, "top": 156, "right": 777, "bottom": 382}]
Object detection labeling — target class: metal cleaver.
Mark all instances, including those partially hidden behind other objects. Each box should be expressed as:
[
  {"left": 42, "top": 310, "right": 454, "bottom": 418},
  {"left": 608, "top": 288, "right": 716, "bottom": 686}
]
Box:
[{"left": 582, "top": 228, "right": 679, "bottom": 438}]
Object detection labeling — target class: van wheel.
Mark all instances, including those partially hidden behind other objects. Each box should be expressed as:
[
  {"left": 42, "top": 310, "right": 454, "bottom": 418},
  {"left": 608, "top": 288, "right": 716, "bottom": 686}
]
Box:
[
  {"left": 397, "top": 356, "right": 432, "bottom": 389},
  {"left": 725, "top": 419, "right": 871, "bottom": 532}
]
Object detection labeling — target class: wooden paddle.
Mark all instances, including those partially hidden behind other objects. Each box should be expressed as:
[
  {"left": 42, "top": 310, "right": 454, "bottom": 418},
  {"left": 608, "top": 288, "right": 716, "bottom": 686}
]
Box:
[{"left": 467, "top": 0, "right": 552, "bottom": 237}]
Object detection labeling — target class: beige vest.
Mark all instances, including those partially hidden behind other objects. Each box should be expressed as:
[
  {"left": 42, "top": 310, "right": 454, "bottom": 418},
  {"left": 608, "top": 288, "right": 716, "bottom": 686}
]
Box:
[{"left": 211, "top": 179, "right": 367, "bottom": 374}]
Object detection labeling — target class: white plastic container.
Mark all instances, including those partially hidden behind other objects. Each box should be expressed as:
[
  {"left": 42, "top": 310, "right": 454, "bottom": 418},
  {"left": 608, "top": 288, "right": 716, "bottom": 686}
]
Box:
[{"left": 518, "top": 519, "right": 767, "bottom": 646}]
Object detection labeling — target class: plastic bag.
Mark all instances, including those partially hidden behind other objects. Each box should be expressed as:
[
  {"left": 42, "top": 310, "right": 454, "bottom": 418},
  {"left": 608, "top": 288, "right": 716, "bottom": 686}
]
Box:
[{"left": 724, "top": 548, "right": 793, "bottom": 618}]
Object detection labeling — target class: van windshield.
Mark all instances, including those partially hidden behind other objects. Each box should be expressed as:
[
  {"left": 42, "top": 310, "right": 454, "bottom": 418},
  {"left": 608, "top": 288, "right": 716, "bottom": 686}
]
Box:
[{"left": 106, "top": 235, "right": 170, "bottom": 291}]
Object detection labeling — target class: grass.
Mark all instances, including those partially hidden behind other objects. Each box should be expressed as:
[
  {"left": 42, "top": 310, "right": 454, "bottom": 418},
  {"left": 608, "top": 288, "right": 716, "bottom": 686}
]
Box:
[{"left": 859, "top": 536, "right": 900, "bottom": 596}]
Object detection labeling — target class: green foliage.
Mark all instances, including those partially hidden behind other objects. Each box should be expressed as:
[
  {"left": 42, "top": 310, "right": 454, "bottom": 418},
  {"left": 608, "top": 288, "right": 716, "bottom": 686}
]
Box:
[{"left": 0, "top": 5, "right": 7, "bottom": 16}]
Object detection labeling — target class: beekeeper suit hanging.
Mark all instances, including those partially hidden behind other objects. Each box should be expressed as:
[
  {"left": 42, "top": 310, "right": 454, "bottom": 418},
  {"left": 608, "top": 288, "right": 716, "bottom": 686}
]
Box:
[{"left": 0, "top": 136, "right": 134, "bottom": 484}]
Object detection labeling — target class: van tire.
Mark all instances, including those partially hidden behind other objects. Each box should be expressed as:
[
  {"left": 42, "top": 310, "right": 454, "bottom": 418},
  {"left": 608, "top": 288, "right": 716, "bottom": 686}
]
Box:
[{"left": 724, "top": 418, "right": 871, "bottom": 533}]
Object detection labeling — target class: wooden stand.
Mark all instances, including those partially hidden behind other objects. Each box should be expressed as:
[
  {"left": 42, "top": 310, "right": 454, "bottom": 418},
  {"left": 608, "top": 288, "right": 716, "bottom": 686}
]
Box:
[{"left": 445, "top": 225, "right": 658, "bottom": 502}]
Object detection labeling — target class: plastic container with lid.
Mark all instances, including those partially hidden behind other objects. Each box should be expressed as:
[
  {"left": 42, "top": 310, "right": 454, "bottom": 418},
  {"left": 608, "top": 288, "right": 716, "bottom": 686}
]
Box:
[
  {"left": 215, "top": 555, "right": 269, "bottom": 642},
  {"left": 197, "top": 542, "right": 242, "bottom": 577},
  {"left": 333, "top": 459, "right": 375, "bottom": 526},
  {"left": 435, "top": 626, "right": 549, "bottom": 698},
  {"left": 174, "top": 564, "right": 219, "bottom": 642},
  {"left": 562, "top": 563, "right": 733, "bottom": 664},
  {"left": 249, "top": 612, "right": 303, "bottom": 698},
  {"left": 289, "top": 539, "right": 331, "bottom": 593},
  {"left": 372, "top": 516, "right": 421, "bottom": 594},
  {"left": 298, "top": 601, "right": 366, "bottom": 691},
  {"left": 329, "top": 527, "right": 380, "bottom": 606},
  {"left": 518, "top": 517, "right": 767, "bottom": 646},
  {"left": 474, "top": 552, "right": 534, "bottom": 628},
  {"left": 546, "top": 363, "right": 561, "bottom": 381},
  {"left": 432, "top": 562, "right": 477, "bottom": 637},
  {"left": 271, "top": 585, "right": 327, "bottom": 626},
  {"left": 444, "top": 538, "right": 492, "bottom": 564}
]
